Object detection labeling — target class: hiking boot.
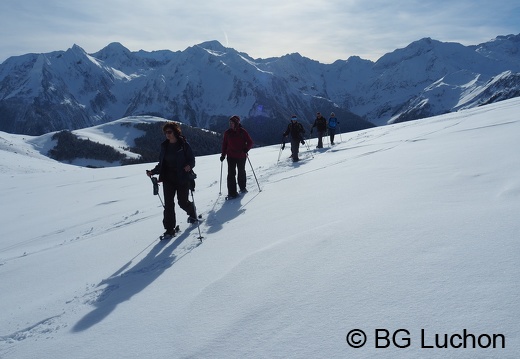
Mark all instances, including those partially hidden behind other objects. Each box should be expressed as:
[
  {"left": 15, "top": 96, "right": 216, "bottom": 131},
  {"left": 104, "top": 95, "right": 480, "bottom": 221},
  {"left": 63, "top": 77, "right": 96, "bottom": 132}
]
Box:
[
  {"left": 239, "top": 188, "right": 248, "bottom": 193},
  {"left": 187, "top": 216, "right": 199, "bottom": 224},
  {"left": 160, "top": 229, "right": 176, "bottom": 240}
]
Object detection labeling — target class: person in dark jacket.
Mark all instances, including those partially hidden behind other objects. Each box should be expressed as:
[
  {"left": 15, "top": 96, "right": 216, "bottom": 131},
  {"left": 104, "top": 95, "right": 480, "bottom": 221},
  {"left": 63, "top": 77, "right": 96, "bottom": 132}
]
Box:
[
  {"left": 220, "top": 115, "right": 254, "bottom": 198},
  {"left": 282, "top": 115, "right": 306, "bottom": 162},
  {"left": 146, "top": 122, "right": 198, "bottom": 237},
  {"left": 311, "top": 112, "right": 327, "bottom": 148}
]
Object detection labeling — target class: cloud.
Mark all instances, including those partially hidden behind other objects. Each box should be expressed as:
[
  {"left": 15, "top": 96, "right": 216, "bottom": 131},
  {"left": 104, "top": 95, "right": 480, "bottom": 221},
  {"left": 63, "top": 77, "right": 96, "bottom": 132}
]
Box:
[{"left": 1, "top": 0, "right": 519, "bottom": 63}]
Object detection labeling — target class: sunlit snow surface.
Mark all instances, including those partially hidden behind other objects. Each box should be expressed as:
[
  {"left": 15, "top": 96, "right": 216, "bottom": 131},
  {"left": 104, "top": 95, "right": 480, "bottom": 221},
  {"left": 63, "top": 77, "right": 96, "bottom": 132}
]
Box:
[{"left": 1, "top": 98, "right": 519, "bottom": 358}]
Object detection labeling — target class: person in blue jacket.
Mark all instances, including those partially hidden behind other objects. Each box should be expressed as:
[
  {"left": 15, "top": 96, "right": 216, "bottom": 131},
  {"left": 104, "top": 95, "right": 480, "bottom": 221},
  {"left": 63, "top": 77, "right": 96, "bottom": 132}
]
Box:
[
  {"left": 146, "top": 122, "right": 198, "bottom": 237},
  {"left": 328, "top": 112, "right": 339, "bottom": 145}
]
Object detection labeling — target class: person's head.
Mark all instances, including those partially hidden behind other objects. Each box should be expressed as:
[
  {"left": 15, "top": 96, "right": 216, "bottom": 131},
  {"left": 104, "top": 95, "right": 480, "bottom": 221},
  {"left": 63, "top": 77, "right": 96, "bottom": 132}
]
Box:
[
  {"left": 229, "top": 115, "right": 240, "bottom": 129},
  {"left": 291, "top": 115, "right": 297, "bottom": 122},
  {"left": 316, "top": 112, "right": 321, "bottom": 118},
  {"left": 163, "top": 122, "right": 182, "bottom": 141},
  {"left": 330, "top": 112, "right": 335, "bottom": 117}
]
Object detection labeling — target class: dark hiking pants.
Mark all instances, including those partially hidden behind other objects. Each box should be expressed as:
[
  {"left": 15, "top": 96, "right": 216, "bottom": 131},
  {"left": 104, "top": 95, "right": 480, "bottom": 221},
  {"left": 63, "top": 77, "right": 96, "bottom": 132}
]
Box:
[
  {"left": 162, "top": 181, "right": 196, "bottom": 231},
  {"left": 227, "top": 157, "right": 247, "bottom": 195}
]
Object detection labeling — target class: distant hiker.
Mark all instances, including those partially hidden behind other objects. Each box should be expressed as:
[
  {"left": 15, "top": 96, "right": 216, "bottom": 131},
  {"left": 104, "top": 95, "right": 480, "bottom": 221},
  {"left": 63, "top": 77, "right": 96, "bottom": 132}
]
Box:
[
  {"left": 146, "top": 122, "right": 198, "bottom": 238},
  {"left": 220, "top": 115, "right": 254, "bottom": 198},
  {"left": 328, "top": 112, "right": 339, "bottom": 145},
  {"left": 311, "top": 112, "right": 327, "bottom": 148},
  {"left": 282, "top": 115, "right": 306, "bottom": 162}
]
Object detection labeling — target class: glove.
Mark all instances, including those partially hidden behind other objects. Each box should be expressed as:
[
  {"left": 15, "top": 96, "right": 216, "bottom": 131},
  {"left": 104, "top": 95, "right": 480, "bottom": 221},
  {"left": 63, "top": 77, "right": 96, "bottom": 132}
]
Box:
[
  {"left": 281, "top": 143, "right": 285, "bottom": 150},
  {"left": 220, "top": 155, "right": 225, "bottom": 162},
  {"left": 300, "top": 140, "right": 305, "bottom": 145}
]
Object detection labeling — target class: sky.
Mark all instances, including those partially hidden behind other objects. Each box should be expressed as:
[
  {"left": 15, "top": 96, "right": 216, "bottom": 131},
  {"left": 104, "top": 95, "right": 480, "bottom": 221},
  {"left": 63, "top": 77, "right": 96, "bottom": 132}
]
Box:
[
  {"left": 1, "top": 0, "right": 519, "bottom": 64},
  {"left": 1, "top": 98, "right": 519, "bottom": 358}
]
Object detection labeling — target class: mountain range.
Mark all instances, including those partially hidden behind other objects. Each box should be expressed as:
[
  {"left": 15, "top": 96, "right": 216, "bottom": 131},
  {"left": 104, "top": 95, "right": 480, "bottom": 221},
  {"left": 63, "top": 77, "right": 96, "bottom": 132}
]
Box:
[{"left": 1, "top": 34, "right": 519, "bottom": 144}]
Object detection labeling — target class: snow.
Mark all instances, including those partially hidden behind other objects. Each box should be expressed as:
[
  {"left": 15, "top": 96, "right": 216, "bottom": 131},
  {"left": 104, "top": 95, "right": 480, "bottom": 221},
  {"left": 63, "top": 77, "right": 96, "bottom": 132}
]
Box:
[{"left": 1, "top": 98, "right": 520, "bottom": 358}]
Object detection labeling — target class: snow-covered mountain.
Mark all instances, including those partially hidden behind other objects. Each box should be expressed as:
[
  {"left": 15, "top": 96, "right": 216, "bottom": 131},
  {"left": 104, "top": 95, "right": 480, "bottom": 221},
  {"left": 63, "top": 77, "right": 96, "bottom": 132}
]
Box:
[
  {"left": 0, "top": 115, "right": 223, "bottom": 168},
  {"left": 1, "top": 34, "right": 519, "bottom": 138},
  {"left": 1, "top": 98, "right": 519, "bottom": 358}
]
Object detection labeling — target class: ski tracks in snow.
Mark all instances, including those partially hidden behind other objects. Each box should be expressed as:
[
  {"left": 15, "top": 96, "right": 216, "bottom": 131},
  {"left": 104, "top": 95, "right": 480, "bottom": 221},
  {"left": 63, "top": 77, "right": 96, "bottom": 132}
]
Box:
[
  {"left": 0, "top": 209, "right": 155, "bottom": 263},
  {"left": 0, "top": 226, "right": 204, "bottom": 350},
  {"left": 0, "top": 314, "right": 65, "bottom": 345}
]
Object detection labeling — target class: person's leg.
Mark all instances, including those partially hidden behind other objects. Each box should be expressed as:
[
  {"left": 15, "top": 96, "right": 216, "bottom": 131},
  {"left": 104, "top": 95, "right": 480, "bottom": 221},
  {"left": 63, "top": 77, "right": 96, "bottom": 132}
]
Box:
[
  {"left": 237, "top": 157, "right": 247, "bottom": 191},
  {"left": 162, "top": 181, "right": 177, "bottom": 231},
  {"left": 317, "top": 131, "right": 323, "bottom": 148},
  {"left": 291, "top": 139, "right": 300, "bottom": 161},
  {"left": 227, "top": 157, "right": 238, "bottom": 196},
  {"left": 176, "top": 182, "right": 196, "bottom": 219}
]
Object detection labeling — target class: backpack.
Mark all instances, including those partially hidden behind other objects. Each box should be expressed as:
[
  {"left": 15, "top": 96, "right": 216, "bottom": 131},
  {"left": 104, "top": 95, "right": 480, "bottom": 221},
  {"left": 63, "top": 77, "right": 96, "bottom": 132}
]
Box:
[{"left": 328, "top": 117, "right": 337, "bottom": 129}]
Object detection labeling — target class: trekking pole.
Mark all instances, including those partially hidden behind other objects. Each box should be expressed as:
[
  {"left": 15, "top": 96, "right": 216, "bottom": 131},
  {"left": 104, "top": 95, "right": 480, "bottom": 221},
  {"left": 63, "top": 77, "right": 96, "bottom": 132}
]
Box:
[
  {"left": 303, "top": 132, "right": 314, "bottom": 158},
  {"left": 247, "top": 154, "right": 261, "bottom": 192},
  {"left": 190, "top": 189, "right": 203, "bottom": 241},
  {"left": 338, "top": 124, "right": 343, "bottom": 142},
  {"left": 277, "top": 139, "right": 285, "bottom": 163},
  {"left": 304, "top": 136, "right": 312, "bottom": 152},
  {"left": 219, "top": 161, "right": 223, "bottom": 195},
  {"left": 150, "top": 176, "right": 165, "bottom": 208},
  {"left": 324, "top": 130, "right": 329, "bottom": 147},
  {"left": 304, "top": 138, "right": 314, "bottom": 159}
]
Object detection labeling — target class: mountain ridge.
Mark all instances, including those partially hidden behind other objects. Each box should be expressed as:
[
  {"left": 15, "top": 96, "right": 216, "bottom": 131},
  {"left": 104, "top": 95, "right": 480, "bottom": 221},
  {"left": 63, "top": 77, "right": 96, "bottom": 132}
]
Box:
[{"left": 0, "top": 34, "right": 519, "bottom": 139}]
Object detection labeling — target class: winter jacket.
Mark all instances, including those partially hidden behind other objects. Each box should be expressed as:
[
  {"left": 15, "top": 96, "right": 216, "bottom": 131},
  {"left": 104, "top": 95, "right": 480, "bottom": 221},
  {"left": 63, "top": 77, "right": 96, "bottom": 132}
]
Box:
[
  {"left": 222, "top": 126, "right": 254, "bottom": 159},
  {"left": 328, "top": 116, "right": 338, "bottom": 129},
  {"left": 283, "top": 121, "right": 305, "bottom": 140},
  {"left": 150, "top": 137, "right": 195, "bottom": 184},
  {"left": 312, "top": 116, "right": 327, "bottom": 131}
]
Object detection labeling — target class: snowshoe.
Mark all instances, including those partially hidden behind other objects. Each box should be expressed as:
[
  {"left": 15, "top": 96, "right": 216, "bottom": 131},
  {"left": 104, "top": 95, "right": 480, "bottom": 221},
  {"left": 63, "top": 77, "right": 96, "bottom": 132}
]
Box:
[
  {"left": 159, "top": 225, "right": 180, "bottom": 240},
  {"left": 225, "top": 193, "right": 239, "bottom": 200}
]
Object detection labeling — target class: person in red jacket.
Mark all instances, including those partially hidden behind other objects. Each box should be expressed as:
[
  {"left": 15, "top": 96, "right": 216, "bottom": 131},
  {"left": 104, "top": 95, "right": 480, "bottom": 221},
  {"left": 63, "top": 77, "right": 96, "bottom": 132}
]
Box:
[{"left": 220, "top": 115, "right": 254, "bottom": 198}]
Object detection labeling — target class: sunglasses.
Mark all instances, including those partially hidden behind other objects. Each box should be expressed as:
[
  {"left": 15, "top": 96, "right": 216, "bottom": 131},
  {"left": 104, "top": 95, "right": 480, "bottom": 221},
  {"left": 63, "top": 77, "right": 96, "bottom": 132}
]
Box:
[{"left": 164, "top": 130, "right": 173, "bottom": 134}]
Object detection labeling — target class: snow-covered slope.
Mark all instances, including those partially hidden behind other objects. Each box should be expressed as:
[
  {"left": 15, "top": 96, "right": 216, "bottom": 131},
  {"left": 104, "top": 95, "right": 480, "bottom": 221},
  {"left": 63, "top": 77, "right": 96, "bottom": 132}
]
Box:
[
  {"left": 0, "top": 115, "right": 168, "bottom": 168},
  {"left": 1, "top": 99, "right": 519, "bottom": 358}
]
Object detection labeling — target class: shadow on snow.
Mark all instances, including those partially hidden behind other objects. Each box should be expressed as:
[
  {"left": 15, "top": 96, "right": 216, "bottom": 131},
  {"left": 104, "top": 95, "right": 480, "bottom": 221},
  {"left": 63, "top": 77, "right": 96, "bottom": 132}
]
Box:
[{"left": 72, "top": 227, "right": 198, "bottom": 332}]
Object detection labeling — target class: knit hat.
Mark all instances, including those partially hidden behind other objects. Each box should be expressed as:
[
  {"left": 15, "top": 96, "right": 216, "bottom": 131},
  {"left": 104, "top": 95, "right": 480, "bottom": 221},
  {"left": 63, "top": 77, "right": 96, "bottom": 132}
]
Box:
[{"left": 229, "top": 115, "right": 241, "bottom": 125}]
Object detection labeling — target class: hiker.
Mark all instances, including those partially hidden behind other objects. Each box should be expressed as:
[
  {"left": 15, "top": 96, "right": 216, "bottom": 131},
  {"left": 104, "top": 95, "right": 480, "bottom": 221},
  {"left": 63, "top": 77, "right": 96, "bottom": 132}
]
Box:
[
  {"left": 220, "top": 115, "right": 254, "bottom": 198},
  {"left": 328, "top": 112, "right": 339, "bottom": 145},
  {"left": 282, "top": 115, "right": 306, "bottom": 162},
  {"left": 311, "top": 112, "right": 327, "bottom": 148},
  {"left": 146, "top": 122, "right": 198, "bottom": 238}
]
